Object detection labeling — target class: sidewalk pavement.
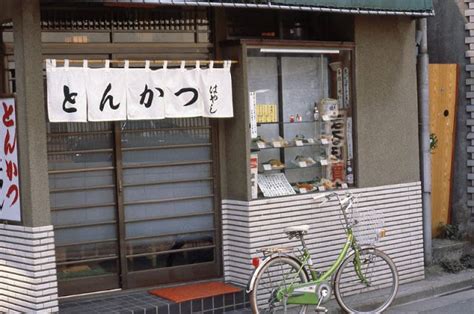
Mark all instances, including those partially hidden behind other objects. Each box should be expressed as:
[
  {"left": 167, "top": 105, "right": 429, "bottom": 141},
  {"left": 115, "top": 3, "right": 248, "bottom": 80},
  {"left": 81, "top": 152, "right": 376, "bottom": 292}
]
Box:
[
  {"left": 230, "top": 266, "right": 474, "bottom": 313},
  {"left": 387, "top": 266, "right": 474, "bottom": 309},
  {"left": 329, "top": 266, "right": 474, "bottom": 313}
]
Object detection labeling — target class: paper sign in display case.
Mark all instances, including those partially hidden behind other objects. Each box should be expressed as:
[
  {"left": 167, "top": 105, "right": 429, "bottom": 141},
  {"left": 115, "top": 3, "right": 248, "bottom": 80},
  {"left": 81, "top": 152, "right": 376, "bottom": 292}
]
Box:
[{"left": 246, "top": 45, "right": 355, "bottom": 198}]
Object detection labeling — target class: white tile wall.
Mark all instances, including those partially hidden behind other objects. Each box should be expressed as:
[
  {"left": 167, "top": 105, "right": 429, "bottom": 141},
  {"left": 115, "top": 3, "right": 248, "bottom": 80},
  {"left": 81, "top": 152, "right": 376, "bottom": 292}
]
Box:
[
  {"left": 0, "top": 224, "right": 58, "bottom": 312},
  {"left": 466, "top": 2, "right": 474, "bottom": 218},
  {"left": 222, "top": 181, "right": 425, "bottom": 287}
]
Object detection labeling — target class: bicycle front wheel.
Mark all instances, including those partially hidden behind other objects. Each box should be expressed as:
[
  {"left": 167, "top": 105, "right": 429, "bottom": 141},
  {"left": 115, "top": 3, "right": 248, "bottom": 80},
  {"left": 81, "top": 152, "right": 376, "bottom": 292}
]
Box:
[
  {"left": 249, "top": 256, "right": 309, "bottom": 314},
  {"left": 334, "top": 248, "right": 399, "bottom": 313}
]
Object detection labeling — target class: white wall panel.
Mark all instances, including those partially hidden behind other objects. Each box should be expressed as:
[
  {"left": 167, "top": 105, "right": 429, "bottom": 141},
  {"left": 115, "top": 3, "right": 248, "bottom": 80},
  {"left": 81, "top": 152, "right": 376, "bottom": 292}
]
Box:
[{"left": 222, "top": 182, "right": 424, "bottom": 288}]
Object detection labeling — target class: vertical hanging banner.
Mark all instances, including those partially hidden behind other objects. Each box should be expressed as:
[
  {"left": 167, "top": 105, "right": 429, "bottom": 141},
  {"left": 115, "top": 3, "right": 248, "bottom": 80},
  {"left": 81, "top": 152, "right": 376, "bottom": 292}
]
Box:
[
  {"left": 46, "top": 59, "right": 88, "bottom": 122},
  {"left": 0, "top": 97, "right": 21, "bottom": 222},
  {"left": 249, "top": 92, "right": 258, "bottom": 139},
  {"left": 201, "top": 61, "right": 234, "bottom": 118},
  {"left": 87, "top": 60, "right": 127, "bottom": 122},
  {"left": 126, "top": 61, "right": 167, "bottom": 120}
]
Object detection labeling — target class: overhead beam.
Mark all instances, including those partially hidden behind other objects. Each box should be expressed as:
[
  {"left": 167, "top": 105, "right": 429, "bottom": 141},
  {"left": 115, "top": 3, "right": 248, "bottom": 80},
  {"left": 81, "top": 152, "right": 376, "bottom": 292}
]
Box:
[{"left": 0, "top": 0, "right": 15, "bottom": 24}]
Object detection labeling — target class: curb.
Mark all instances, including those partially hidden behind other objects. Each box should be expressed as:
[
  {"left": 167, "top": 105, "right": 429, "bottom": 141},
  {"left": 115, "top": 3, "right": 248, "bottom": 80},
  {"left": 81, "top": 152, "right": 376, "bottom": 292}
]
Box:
[{"left": 391, "top": 268, "right": 474, "bottom": 307}]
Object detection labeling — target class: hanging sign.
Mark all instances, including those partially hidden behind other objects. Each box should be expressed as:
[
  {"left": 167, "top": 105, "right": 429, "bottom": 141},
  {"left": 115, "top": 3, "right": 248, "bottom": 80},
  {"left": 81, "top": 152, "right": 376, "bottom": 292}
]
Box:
[
  {"left": 343, "top": 67, "right": 350, "bottom": 109},
  {"left": 201, "top": 61, "right": 233, "bottom": 118},
  {"left": 126, "top": 61, "right": 166, "bottom": 120},
  {"left": 46, "top": 59, "right": 88, "bottom": 122},
  {"left": 0, "top": 97, "right": 21, "bottom": 222},
  {"left": 46, "top": 59, "right": 234, "bottom": 122},
  {"left": 87, "top": 60, "right": 127, "bottom": 122},
  {"left": 165, "top": 62, "right": 204, "bottom": 118},
  {"left": 249, "top": 92, "right": 258, "bottom": 139}
]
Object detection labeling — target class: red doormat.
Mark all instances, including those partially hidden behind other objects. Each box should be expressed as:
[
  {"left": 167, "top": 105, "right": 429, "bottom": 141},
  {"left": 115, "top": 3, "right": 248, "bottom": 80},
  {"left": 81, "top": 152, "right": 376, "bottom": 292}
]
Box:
[{"left": 149, "top": 281, "right": 241, "bottom": 303}]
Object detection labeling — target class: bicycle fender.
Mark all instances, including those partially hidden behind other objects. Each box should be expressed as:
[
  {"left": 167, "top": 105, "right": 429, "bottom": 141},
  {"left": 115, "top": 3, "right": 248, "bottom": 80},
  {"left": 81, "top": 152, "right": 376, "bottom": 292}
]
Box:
[{"left": 246, "top": 254, "right": 305, "bottom": 294}]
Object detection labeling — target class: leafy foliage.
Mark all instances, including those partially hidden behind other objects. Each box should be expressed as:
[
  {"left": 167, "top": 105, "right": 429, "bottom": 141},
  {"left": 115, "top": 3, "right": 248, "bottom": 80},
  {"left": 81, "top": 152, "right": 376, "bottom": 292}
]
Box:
[
  {"left": 439, "top": 259, "right": 465, "bottom": 273},
  {"left": 437, "top": 223, "right": 465, "bottom": 240},
  {"left": 461, "top": 254, "right": 474, "bottom": 269}
]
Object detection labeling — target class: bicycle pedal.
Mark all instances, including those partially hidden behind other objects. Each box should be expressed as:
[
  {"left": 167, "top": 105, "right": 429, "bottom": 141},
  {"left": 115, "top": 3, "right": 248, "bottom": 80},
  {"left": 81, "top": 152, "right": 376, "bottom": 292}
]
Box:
[{"left": 315, "top": 306, "right": 328, "bottom": 313}]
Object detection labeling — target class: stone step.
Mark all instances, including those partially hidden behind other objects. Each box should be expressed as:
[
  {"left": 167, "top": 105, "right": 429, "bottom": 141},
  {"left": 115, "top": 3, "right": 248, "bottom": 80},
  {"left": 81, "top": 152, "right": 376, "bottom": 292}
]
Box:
[
  {"left": 432, "top": 239, "right": 470, "bottom": 264},
  {"left": 59, "top": 283, "right": 249, "bottom": 314}
]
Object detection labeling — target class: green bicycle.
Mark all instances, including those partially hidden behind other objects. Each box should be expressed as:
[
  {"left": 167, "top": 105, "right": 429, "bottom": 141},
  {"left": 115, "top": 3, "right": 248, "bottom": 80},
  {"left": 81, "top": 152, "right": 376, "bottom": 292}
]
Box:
[{"left": 246, "top": 192, "right": 399, "bottom": 313}]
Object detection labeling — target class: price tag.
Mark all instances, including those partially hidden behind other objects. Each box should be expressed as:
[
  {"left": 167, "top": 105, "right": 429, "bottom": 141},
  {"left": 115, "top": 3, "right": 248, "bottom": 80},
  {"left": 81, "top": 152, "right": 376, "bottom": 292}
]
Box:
[
  {"left": 342, "top": 183, "right": 349, "bottom": 189},
  {"left": 299, "top": 188, "right": 308, "bottom": 194},
  {"left": 263, "top": 164, "right": 272, "bottom": 171},
  {"left": 320, "top": 159, "right": 328, "bottom": 166},
  {"left": 257, "top": 142, "right": 266, "bottom": 149},
  {"left": 273, "top": 141, "right": 282, "bottom": 148},
  {"left": 321, "top": 138, "right": 330, "bottom": 145},
  {"left": 295, "top": 140, "right": 304, "bottom": 147},
  {"left": 298, "top": 161, "right": 307, "bottom": 168},
  {"left": 307, "top": 138, "right": 315, "bottom": 144},
  {"left": 319, "top": 186, "right": 326, "bottom": 192}
]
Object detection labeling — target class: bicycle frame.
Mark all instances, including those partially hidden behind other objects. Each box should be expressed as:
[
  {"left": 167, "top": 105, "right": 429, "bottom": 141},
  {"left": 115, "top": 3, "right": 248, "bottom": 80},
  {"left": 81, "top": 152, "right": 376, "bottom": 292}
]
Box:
[
  {"left": 282, "top": 232, "right": 355, "bottom": 305},
  {"left": 247, "top": 192, "right": 372, "bottom": 308},
  {"left": 276, "top": 193, "right": 369, "bottom": 306}
]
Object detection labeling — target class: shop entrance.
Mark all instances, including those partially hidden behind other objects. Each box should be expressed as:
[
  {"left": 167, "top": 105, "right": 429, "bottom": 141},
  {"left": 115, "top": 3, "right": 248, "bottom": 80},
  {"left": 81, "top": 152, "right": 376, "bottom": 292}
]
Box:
[
  {"left": 48, "top": 119, "right": 221, "bottom": 295},
  {"left": 20, "top": 5, "right": 223, "bottom": 296}
]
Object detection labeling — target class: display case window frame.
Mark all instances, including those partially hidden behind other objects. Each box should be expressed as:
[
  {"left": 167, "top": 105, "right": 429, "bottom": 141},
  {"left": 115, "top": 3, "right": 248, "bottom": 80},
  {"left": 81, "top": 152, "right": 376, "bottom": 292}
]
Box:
[{"left": 244, "top": 41, "right": 357, "bottom": 199}]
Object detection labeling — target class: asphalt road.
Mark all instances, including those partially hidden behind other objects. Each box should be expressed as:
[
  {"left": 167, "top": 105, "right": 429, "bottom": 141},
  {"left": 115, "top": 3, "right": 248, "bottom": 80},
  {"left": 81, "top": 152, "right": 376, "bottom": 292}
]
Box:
[{"left": 386, "top": 287, "right": 474, "bottom": 314}]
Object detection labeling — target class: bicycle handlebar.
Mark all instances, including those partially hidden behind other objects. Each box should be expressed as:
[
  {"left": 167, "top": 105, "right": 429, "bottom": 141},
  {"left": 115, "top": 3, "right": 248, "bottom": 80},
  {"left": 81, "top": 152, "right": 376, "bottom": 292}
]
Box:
[
  {"left": 314, "top": 192, "right": 356, "bottom": 229},
  {"left": 313, "top": 191, "right": 354, "bottom": 208}
]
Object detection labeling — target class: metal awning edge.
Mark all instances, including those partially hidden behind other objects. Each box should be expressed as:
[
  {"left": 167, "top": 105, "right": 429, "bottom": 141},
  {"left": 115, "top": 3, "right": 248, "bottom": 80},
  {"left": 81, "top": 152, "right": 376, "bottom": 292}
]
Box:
[
  {"left": 184, "top": 1, "right": 435, "bottom": 16},
  {"left": 47, "top": 0, "right": 435, "bottom": 17},
  {"left": 136, "top": 1, "right": 434, "bottom": 17}
]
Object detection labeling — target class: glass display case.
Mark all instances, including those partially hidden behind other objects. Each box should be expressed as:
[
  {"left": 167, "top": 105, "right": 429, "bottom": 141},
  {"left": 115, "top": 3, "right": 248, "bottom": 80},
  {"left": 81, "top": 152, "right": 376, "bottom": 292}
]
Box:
[{"left": 247, "top": 46, "right": 355, "bottom": 199}]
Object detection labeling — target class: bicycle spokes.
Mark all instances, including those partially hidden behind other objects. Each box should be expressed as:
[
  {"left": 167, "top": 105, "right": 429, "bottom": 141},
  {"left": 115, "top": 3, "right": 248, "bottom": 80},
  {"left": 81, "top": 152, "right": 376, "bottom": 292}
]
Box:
[{"left": 335, "top": 249, "right": 398, "bottom": 313}]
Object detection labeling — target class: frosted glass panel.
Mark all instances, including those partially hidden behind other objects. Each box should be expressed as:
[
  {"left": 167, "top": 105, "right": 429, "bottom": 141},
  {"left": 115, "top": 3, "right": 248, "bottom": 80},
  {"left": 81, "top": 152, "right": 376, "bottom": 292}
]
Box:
[{"left": 122, "top": 119, "right": 216, "bottom": 272}]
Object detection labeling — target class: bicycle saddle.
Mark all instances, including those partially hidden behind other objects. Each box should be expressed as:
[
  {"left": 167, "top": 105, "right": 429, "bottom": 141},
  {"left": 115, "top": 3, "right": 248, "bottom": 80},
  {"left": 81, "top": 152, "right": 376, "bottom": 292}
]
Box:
[{"left": 284, "top": 225, "right": 310, "bottom": 234}]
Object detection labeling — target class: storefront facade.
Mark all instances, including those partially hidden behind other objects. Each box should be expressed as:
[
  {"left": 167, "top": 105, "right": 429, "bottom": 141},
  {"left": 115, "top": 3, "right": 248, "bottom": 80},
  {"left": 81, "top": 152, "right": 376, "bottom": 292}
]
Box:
[{"left": 0, "top": 0, "right": 433, "bottom": 312}]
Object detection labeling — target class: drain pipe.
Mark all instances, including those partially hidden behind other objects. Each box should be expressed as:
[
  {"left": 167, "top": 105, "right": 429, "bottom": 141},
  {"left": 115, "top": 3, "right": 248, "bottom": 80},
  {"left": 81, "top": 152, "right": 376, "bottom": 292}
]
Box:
[{"left": 416, "top": 18, "right": 432, "bottom": 265}]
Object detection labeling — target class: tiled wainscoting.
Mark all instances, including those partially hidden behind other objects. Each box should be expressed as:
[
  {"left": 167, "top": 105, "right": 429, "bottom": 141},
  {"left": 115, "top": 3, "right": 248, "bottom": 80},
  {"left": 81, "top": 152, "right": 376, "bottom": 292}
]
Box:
[
  {"left": 0, "top": 224, "right": 58, "bottom": 312},
  {"left": 222, "top": 181, "right": 424, "bottom": 287}
]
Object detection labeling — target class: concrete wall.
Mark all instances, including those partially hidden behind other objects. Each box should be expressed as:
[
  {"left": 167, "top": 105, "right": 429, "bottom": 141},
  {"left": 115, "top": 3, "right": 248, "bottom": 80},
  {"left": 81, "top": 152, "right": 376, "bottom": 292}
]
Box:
[
  {"left": 354, "top": 16, "right": 420, "bottom": 187},
  {"left": 427, "top": 0, "right": 471, "bottom": 236}
]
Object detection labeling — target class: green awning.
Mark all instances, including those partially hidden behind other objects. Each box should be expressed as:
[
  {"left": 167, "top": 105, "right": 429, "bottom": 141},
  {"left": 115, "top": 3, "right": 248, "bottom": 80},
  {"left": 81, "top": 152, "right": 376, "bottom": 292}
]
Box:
[
  {"left": 258, "top": 0, "right": 433, "bottom": 13},
  {"left": 206, "top": 0, "right": 434, "bottom": 15},
  {"left": 41, "top": 1, "right": 434, "bottom": 16}
]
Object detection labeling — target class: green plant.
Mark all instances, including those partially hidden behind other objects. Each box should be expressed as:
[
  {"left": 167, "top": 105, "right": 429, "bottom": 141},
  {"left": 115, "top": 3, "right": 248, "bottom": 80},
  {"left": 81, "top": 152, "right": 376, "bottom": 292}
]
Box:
[
  {"left": 461, "top": 254, "right": 474, "bottom": 269},
  {"left": 439, "top": 259, "right": 465, "bottom": 273},
  {"left": 438, "top": 223, "right": 464, "bottom": 240}
]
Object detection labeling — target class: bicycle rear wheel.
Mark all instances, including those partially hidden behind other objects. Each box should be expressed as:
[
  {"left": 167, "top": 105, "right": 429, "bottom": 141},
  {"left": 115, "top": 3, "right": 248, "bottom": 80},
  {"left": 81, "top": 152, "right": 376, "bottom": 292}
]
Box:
[
  {"left": 334, "top": 248, "right": 399, "bottom": 313},
  {"left": 249, "top": 256, "right": 309, "bottom": 314}
]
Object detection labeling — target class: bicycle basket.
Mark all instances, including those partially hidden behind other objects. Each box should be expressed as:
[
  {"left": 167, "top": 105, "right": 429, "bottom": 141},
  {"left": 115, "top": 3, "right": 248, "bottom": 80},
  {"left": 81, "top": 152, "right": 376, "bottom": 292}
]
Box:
[{"left": 349, "top": 198, "right": 384, "bottom": 246}]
